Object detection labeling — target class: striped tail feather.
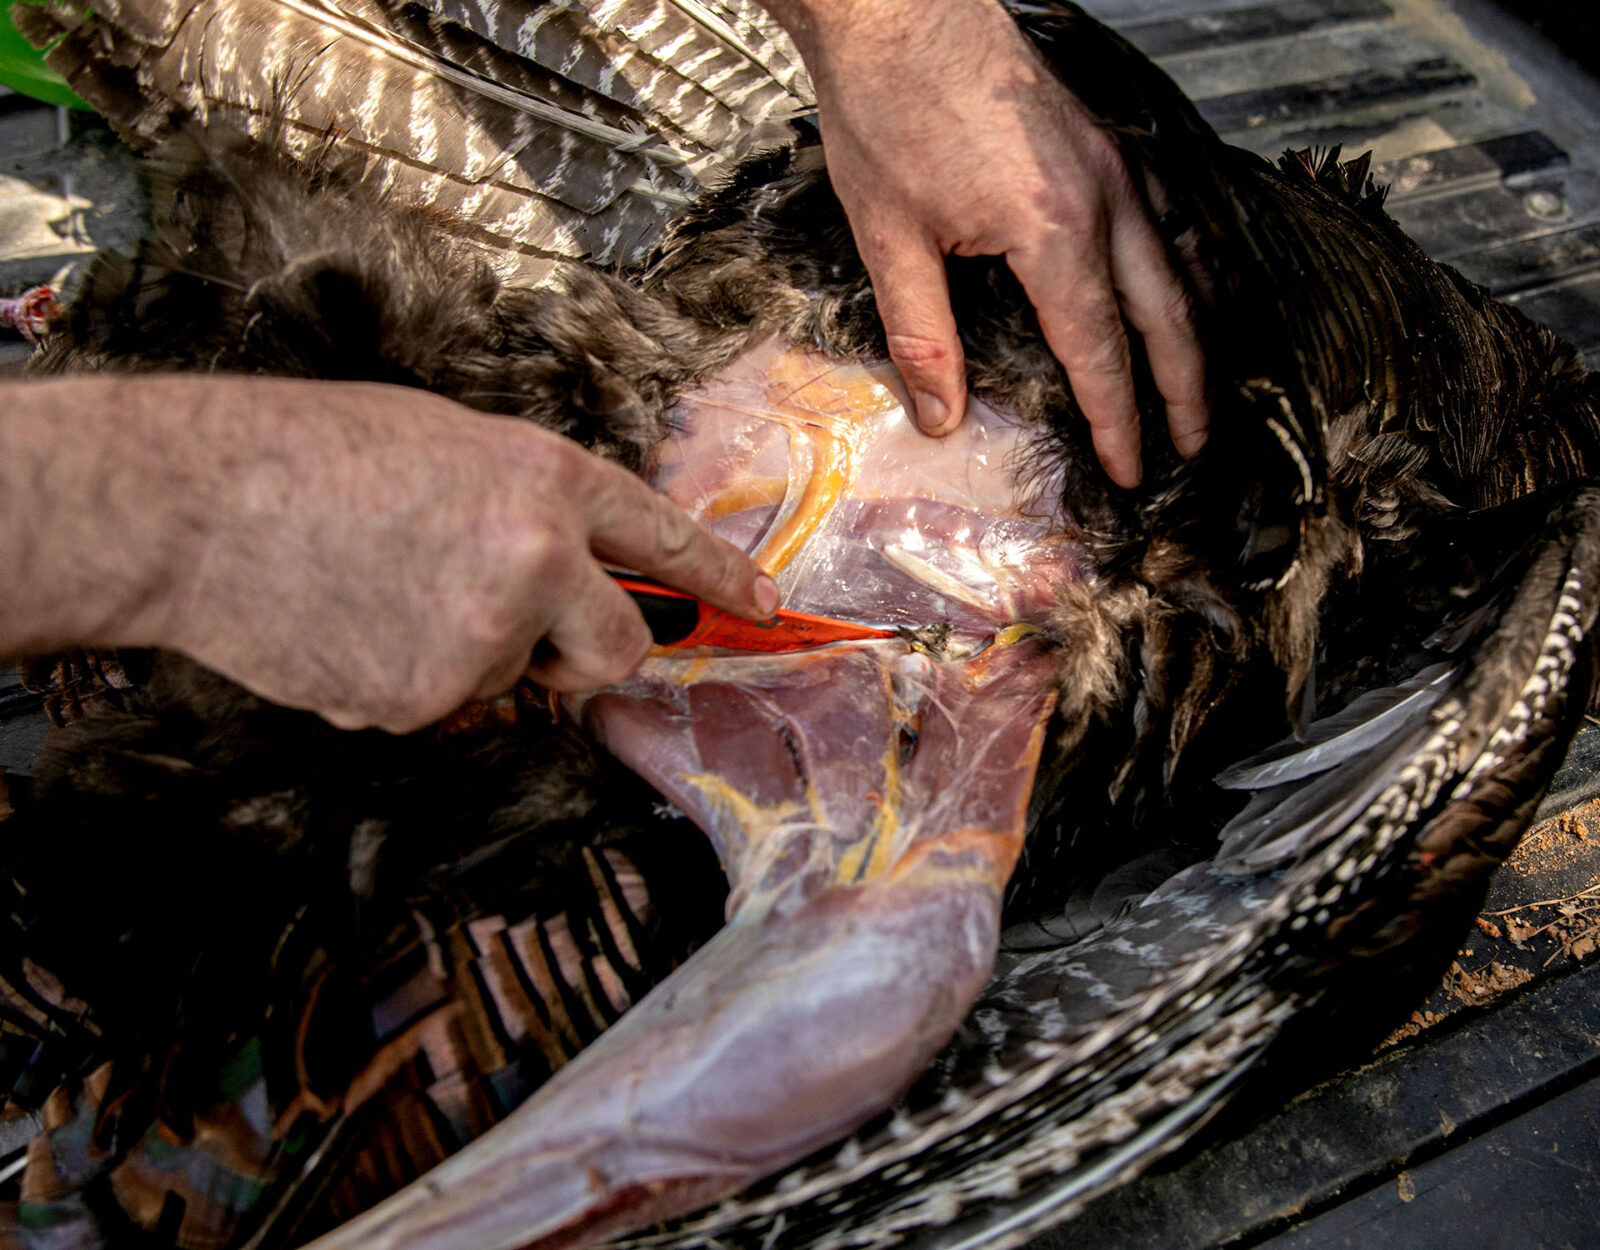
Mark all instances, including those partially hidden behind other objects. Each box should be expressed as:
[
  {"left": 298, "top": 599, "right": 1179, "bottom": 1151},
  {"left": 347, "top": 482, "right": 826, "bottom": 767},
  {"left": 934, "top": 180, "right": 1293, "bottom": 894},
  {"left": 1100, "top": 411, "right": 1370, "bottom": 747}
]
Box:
[
  {"left": 683, "top": 0, "right": 813, "bottom": 97},
  {"left": 0, "top": 753, "right": 727, "bottom": 1250},
  {"left": 413, "top": 0, "right": 812, "bottom": 149},
  {"left": 241, "top": 843, "right": 705, "bottom": 1249},
  {"left": 566, "top": 0, "right": 813, "bottom": 119},
  {"left": 20, "top": 0, "right": 811, "bottom": 279},
  {"left": 662, "top": 0, "right": 812, "bottom": 97}
]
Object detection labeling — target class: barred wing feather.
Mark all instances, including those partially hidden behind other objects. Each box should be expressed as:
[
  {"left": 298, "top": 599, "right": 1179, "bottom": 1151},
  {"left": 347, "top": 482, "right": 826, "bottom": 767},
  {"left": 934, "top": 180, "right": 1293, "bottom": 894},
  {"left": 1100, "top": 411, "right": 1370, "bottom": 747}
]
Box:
[{"left": 26, "top": 0, "right": 812, "bottom": 279}]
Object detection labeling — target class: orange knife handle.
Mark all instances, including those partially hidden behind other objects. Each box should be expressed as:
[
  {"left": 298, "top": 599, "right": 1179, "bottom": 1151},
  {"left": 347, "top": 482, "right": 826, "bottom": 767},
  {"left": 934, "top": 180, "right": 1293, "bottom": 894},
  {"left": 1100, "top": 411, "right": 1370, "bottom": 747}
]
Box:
[
  {"left": 607, "top": 570, "right": 893, "bottom": 652},
  {"left": 609, "top": 574, "right": 702, "bottom": 645}
]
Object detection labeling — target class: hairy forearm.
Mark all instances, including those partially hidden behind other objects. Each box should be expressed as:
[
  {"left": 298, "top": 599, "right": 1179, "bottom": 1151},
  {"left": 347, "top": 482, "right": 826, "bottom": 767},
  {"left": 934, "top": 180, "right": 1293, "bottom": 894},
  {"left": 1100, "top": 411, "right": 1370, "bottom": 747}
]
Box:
[
  {"left": 757, "top": 0, "right": 869, "bottom": 40},
  {"left": 0, "top": 373, "right": 773, "bottom": 730},
  {"left": 760, "top": 0, "right": 955, "bottom": 65},
  {"left": 0, "top": 375, "right": 225, "bottom": 658}
]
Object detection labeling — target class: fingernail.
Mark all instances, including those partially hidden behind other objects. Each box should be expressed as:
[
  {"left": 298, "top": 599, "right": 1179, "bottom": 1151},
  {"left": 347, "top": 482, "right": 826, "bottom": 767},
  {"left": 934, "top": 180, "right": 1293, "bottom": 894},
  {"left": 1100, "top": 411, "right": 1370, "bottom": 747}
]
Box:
[
  {"left": 755, "top": 574, "right": 780, "bottom": 617},
  {"left": 912, "top": 391, "right": 949, "bottom": 433}
]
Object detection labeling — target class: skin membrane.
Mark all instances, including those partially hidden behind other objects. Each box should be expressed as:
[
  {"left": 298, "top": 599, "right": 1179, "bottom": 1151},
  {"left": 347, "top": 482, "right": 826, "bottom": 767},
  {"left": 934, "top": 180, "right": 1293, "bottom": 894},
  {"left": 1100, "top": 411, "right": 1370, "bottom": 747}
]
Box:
[{"left": 308, "top": 344, "right": 1078, "bottom": 1250}]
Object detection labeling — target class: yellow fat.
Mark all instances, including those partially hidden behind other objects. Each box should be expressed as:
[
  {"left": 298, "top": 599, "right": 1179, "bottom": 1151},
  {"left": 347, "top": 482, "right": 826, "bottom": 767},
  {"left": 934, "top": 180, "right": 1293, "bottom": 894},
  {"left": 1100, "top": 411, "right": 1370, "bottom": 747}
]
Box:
[
  {"left": 835, "top": 670, "right": 911, "bottom": 886},
  {"left": 677, "top": 772, "right": 805, "bottom": 851},
  {"left": 754, "top": 425, "right": 857, "bottom": 575},
  {"left": 765, "top": 351, "right": 900, "bottom": 416},
  {"left": 747, "top": 351, "right": 893, "bottom": 575},
  {"left": 992, "top": 623, "right": 1042, "bottom": 647},
  {"left": 698, "top": 477, "right": 788, "bottom": 520}
]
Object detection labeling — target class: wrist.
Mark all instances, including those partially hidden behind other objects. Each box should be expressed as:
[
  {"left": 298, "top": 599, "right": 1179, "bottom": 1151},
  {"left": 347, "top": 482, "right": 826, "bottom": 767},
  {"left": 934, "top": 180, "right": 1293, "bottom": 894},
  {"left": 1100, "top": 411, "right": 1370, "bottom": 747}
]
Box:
[
  {"left": 764, "top": 0, "right": 1031, "bottom": 108},
  {"left": 762, "top": 0, "right": 924, "bottom": 71}
]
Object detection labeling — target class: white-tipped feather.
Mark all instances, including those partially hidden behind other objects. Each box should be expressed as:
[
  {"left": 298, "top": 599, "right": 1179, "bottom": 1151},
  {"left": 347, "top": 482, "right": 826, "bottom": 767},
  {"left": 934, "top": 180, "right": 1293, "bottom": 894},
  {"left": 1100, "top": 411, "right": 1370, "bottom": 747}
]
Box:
[
  {"left": 1216, "top": 663, "right": 1454, "bottom": 790},
  {"left": 663, "top": 0, "right": 770, "bottom": 68},
  {"left": 293, "top": 0, "right": 687, "bottom": 160}
]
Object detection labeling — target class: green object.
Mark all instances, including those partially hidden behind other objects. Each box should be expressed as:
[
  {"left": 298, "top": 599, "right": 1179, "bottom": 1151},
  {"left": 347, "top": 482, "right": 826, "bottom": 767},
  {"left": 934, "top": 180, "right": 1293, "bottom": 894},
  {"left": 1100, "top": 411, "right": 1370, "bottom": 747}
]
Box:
[{"left": 0, "top": 4, "right": 89, "bottom": 110}]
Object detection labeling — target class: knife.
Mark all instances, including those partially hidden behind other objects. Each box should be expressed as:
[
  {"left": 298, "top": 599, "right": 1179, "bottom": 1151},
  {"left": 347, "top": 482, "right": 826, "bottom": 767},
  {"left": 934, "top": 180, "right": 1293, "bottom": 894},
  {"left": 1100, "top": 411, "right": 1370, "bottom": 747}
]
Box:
[{"left": 608, "top": 572, "right": 895, "bottom": 652}]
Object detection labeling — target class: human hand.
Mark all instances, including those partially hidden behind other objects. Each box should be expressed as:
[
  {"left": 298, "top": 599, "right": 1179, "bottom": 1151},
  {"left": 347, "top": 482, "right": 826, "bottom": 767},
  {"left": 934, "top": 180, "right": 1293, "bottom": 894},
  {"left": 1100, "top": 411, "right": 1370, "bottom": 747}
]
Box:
[
  {"left": 1, "top": 376, "right": 776, "bottom": 733},
  {"left": 173, "top": 379, "right": 780, "bottom": 730},
  {"left": 767, "top": 0, "right": 1208, "bottom": 487}
]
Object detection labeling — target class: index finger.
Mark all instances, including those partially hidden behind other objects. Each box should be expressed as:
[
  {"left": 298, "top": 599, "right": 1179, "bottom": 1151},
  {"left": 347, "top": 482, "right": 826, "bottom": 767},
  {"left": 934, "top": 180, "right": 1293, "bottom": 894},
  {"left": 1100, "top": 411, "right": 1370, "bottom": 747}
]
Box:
[
  {"left": 857, "top": 224, "right": 968, "bottom": 436},
  {"left": 580, "top": 455, "right": 779, "bottom": 620}
]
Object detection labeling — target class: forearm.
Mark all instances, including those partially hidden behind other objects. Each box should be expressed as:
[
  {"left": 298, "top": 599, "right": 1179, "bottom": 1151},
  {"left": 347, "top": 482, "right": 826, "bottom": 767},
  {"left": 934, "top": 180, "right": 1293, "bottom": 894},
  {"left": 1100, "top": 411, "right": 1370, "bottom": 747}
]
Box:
[
  {"left": 760, "top": 0, "right": 953, "bottom": 68},
  {"left": 0, "top": 375, "right": 224, "bottom": 659},
  {"left": 0, "top": 372, "right": 774, "bottom": 730},
  {"left": 758, "top": 0, "right": 868, "bottom": 43}
]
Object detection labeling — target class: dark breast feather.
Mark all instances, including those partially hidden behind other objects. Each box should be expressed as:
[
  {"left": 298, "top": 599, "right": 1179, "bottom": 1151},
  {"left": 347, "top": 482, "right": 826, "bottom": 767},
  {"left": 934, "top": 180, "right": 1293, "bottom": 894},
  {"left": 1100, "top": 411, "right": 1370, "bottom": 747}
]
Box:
[{"left": 6, "top": 1, "right": 1600, "bottom": 1247}]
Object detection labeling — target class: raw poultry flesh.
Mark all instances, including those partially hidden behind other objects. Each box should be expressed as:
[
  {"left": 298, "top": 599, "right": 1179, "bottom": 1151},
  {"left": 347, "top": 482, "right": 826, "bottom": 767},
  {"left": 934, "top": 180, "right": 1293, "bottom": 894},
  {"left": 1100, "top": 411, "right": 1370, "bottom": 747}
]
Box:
[{"left": 308, "top": 345, "right": 1075, "bottom": 1249}]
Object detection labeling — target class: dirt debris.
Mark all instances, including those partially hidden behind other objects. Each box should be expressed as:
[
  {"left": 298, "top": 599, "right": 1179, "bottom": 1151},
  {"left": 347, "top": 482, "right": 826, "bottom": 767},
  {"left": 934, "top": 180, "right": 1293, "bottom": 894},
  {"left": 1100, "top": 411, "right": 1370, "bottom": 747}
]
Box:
[
  {"left": 1377, "top": 797, "right": 1600, "bottom": 1052},
  {"left": 1382, "top": 1008, "right": 1446, "bottom": 1048},
  {"left": 1504, "top": 797, "right": 1600, "bottom": 876},
  {"left": 1443, "top": 959, "right": 1534, "bottom": 1006},
  {"left": 1481, "top": 798, "right": 1600, "bottom": 968}
]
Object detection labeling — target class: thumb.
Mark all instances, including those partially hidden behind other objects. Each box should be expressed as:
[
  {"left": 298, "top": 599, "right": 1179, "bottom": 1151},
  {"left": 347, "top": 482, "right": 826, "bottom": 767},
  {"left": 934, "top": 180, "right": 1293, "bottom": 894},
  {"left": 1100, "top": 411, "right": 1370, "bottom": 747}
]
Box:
[{"left": 857, "top": 225, "right": 967, "bottom": 435}]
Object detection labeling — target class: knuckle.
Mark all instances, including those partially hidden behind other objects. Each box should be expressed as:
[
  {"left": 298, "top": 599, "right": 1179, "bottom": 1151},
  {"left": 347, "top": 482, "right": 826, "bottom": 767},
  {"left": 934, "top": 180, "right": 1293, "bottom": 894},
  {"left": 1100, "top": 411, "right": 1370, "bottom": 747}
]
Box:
[
  {"left": 1046, "top": 192, "right": 1099, "bottom": 237},
  {"left": 1034, "top": 178, "right": 1102, "bottom": 235},
  {"left": 1065, "top": 320, "right": 1131, "bottom": 376},
  {"left": 459, "top": 540, "right": 561, "bottom": 656},
  {"left": 560, "top": 626, "right": 649, "bottom": 693},
  {"left": 503, "top": 431, "right": 572, "bottom": 499},
  {"left": 533, "top": 424, "right": 583, "bottom": 473},
  {"left": 1082, "top": 403, "right": 1136, "bottom": 435},
  {"left": 509, "top": 524, "right": 575, "bottom": 592},
  {"left": 373, "top": 693, "right": 438, "bottom": 736},
  {"left": 650, "top": 497, "right": 699, "bottom": 565},
  {"left": 1152, "top": 285, "right": 1196, "bottom": 335},
  {"left": 411, "top": 663, "right": 470, "bottom": 719},
  {"left": 884, "top": 331, "right": 957, "bottom": 372},
  {"left": 584, "top": 456, "right": 635, "bottom": 513},
  {"left": 863, "top": 224, "right": 901, "bottom": 258},
  {"left": 596, "top": 634, "right": 651, "bottom": 687},
  {"left": 322, "top": 705, "right": 372, "bottom": 732}
]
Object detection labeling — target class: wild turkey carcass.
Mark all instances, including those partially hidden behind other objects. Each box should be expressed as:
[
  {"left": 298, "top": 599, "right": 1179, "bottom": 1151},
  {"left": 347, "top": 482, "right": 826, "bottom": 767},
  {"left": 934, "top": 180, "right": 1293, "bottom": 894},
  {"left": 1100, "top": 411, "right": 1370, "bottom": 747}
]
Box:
[{"left": 4, "top": 2, "right": 1600, "bottom": 1249}]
